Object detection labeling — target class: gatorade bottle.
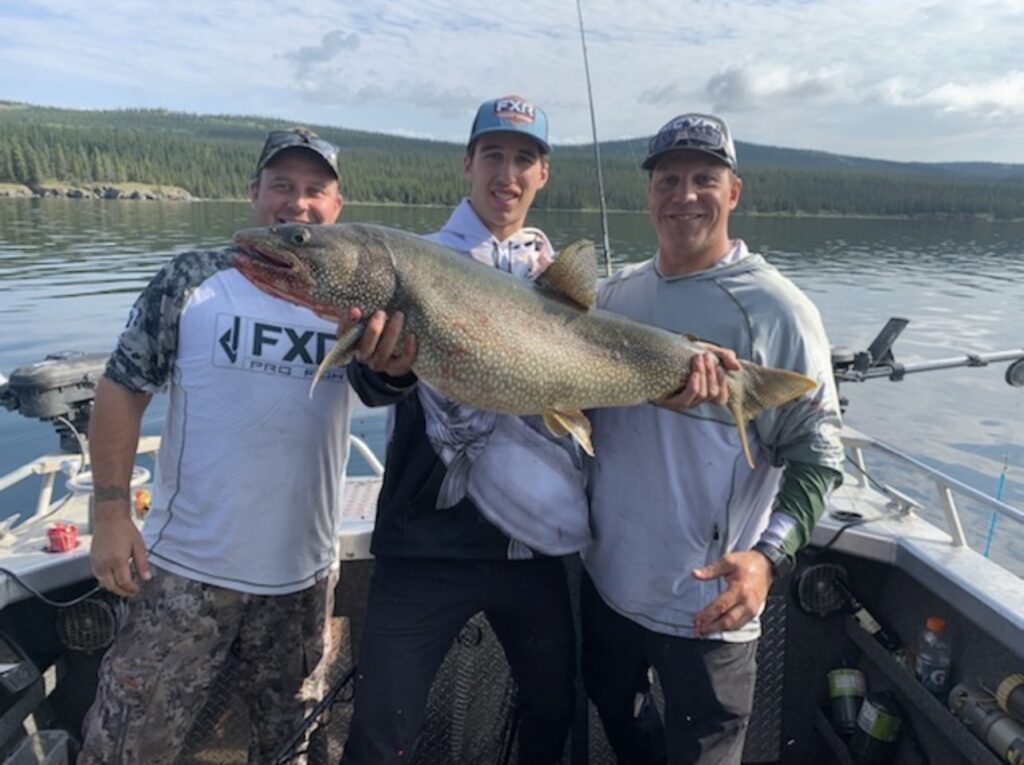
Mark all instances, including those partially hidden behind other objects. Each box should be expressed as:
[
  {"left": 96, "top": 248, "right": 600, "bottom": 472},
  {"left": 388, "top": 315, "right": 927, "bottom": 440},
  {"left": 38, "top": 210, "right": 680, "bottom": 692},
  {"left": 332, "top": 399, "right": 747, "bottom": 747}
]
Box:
[{"left": 913, "top": 616, "right": 952, "bottom": 699}]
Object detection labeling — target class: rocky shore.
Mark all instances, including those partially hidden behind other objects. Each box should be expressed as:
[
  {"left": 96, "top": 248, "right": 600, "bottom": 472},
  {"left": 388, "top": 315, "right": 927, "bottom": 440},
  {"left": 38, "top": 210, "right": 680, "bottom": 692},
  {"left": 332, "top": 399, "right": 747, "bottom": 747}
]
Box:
[{"left": 0, "top": 182, "right": 194, "bottom": 201}]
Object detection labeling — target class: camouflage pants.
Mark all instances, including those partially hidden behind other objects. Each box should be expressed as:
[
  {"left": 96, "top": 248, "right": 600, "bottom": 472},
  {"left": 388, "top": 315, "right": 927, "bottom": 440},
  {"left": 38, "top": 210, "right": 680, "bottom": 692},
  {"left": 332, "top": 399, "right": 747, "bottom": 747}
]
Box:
[{"left": 78, "top": 565, "right": 338, "bottom": 765}]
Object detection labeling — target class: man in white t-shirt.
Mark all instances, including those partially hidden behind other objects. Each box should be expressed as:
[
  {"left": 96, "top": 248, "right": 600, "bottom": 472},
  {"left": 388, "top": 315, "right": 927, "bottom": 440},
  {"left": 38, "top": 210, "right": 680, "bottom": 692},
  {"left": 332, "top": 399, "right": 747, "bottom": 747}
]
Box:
[{"left": 79, "top": 128, "right": 361, "bottom": 765}]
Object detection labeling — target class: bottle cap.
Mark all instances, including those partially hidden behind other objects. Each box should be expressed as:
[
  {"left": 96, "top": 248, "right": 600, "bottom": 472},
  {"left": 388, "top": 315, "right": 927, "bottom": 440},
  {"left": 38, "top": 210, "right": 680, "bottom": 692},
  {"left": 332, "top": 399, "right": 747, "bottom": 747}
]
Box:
[{"left": 926, "top": 616, "right": 947, "bottom": 633}]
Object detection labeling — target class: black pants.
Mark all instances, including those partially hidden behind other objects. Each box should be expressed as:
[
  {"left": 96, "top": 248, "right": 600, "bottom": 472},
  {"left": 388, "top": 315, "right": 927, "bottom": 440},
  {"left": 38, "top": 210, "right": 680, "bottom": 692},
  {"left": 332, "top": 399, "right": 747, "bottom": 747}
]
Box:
[
  {"left": 341, "top": 556, "right": 575, "bottom": 765},
  {"left": 580, "top": 573, "right": 757, "bottom": 765}
]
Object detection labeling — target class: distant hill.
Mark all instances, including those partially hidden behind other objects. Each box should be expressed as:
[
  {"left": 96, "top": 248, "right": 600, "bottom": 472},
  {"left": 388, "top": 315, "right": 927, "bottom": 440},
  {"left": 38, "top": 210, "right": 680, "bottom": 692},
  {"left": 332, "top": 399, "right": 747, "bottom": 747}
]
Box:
[
  {"left": 577, "top": 134, "right": 1024, "bottom": 179},
  {"left": 1, "top": 101, "right": 1022, "bottom": 219}
]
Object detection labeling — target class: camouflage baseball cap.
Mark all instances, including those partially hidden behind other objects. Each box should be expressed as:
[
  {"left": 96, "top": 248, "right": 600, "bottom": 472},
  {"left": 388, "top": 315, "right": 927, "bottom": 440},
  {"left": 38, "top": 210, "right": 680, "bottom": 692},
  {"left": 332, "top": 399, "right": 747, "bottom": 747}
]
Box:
[{"left": 255, "top": 128, "right": 339, "bottom": 178}]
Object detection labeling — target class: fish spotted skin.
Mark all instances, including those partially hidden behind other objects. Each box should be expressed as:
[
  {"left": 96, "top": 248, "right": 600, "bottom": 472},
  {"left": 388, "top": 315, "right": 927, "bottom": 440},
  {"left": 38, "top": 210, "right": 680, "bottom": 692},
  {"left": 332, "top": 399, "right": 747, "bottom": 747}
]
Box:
[{"left": 233, "top": 223, "right": 817, "bottom": 466}]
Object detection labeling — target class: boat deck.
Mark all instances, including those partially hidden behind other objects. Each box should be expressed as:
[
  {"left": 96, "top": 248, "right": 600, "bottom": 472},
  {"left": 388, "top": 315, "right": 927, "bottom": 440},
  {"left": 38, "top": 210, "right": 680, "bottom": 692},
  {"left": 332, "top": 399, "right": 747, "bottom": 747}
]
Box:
[{"left": 0, "top": 427, "right": 1021, "bottom": 764}]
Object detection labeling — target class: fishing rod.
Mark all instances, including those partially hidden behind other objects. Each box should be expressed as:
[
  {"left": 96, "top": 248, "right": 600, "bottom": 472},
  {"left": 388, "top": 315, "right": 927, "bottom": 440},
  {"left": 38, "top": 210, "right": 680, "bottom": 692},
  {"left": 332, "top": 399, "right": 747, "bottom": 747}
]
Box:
[
  {"left": 831, "top": 317, "right": 1024, "bottom": 386},
  {"left": 575, "top": 0, "right": 613, "bottom": 277}
]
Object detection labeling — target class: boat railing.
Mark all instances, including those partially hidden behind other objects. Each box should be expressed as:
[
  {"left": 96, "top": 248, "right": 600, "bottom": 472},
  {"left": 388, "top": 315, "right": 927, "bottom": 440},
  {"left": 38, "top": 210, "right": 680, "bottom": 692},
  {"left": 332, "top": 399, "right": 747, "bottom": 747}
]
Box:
[
  {"left": 0, "top": 434, "right": 382, "bottom": 526},
  {"left": 0, "top": 437, "right": 161, "bottom": 525},
  {"left": 349, "top": 434, "right": 385, "bottom": 477},
  {"left": 842, "top": 430, "right": 1024, "bottom": 549}
]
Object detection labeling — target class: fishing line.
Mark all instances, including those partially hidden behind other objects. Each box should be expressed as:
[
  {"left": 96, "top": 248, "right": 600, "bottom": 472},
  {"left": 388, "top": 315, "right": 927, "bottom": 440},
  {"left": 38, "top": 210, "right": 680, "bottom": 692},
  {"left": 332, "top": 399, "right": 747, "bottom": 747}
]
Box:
[
  {"left": 983, "top": 393, "right": 1022, "bottom": 558},
  {"left": 575, "top": 0, "right": 613, "bottom": 276}
]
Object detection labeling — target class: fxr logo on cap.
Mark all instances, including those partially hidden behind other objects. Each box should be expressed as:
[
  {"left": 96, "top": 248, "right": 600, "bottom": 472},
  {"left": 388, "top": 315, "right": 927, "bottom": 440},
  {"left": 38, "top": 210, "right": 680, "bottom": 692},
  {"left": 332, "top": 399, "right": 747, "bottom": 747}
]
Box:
[{"left": 493, "top": 96, "right": 536, "bottom": 124}]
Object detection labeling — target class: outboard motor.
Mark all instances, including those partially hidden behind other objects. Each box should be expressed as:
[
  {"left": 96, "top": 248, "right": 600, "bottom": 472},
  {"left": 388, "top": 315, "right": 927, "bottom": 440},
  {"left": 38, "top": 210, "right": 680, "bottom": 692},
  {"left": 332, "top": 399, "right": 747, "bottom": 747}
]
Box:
[{"left": 0, "top": 351, "right": 109, "bottom": 453}]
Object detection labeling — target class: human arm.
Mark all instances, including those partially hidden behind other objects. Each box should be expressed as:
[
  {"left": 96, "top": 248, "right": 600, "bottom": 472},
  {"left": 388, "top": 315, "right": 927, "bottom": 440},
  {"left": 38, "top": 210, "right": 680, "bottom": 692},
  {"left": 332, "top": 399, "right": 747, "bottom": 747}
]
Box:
[
  {"left": 88, "top": 377, "right": 153, "bottom": 597},
  {"left": 342, "top": 307, "right": 419, "bottom": 406},
  {"left": 87, "top": 251, "right": 221, "bottom": 594},
  {"left": 691, "top": 461, "right": 840, "bottom": 636},
  {"left": 690, "top": 279, "right": 845, "bottom": 633}
]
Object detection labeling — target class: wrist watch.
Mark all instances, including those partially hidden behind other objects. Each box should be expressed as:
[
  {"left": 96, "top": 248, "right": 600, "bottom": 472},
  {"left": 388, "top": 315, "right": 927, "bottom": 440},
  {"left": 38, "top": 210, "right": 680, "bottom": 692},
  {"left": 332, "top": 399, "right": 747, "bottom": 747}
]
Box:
[{"left": 753, "top": 540, "right": 793, "bottom": 580}]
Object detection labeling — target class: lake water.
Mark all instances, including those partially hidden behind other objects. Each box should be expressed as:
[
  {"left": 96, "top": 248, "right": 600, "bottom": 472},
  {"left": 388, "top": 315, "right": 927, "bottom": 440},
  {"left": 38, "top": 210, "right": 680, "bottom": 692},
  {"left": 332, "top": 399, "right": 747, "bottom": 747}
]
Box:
[{"left": 1, "top": 199, "right": 1022, "bottom": 573}]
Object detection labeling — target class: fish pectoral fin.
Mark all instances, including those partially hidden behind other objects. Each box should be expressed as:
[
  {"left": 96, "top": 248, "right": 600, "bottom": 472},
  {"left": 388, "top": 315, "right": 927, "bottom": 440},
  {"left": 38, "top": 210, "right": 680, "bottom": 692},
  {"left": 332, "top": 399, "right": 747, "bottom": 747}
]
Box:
[
  {"left": 543, "top": 408, "right": 595, "bottom": 457},
  {"left": 436, "top": 452, "right": 472, "bottom": 509},
  {"left": 308, "top": 323, "right": 365, "bottom": 398},
  {"left": 727, "top": 399, "right": 757, "bottom": 470},
  {"left": 535, "top": 239, "right": 599, "bottom": 310},
  {"left": 724, "top": 362, "right": 819, "bottom": 470}
]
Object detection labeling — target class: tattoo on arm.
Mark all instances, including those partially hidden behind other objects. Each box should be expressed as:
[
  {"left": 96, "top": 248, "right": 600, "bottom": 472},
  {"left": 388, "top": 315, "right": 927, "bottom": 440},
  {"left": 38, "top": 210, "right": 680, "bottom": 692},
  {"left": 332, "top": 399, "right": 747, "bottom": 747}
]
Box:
[{"left": 93, "top": 485, "right": 130, "bottom": 503}]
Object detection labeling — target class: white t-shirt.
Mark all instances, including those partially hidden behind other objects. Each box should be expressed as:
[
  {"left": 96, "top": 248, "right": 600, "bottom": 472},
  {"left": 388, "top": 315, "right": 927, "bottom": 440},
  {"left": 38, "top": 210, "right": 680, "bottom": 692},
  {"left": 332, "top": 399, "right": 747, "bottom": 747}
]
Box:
[{"left": 107, "top": 252, "right": 352, "bottom": 594}]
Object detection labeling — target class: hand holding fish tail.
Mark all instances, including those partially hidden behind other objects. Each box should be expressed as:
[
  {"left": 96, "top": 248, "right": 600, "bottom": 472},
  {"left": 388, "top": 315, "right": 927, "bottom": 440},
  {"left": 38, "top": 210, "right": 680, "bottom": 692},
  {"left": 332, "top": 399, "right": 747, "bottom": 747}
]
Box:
[
  {"left": 654, "top": 347, "right": 740, "bottom": 410},
  {"left": 691, "top": 550, "right": 772, "bottom": 636},
  {"left": 340, "top": 307, "right": 418, "bottom": 376}
]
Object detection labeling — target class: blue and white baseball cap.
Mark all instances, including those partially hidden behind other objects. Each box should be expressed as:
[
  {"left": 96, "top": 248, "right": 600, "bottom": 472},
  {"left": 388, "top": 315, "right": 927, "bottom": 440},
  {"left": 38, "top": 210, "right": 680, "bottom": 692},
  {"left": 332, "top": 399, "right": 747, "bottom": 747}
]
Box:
[{"left": 467, "top": 95, "right": 551, "bottom": 154}]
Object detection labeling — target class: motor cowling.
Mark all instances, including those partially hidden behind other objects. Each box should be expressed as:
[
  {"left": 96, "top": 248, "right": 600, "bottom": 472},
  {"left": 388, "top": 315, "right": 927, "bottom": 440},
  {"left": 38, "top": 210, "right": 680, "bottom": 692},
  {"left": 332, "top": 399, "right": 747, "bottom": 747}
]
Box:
[{"left": 1, "top": 351, "right": 109, "bottom": 452}]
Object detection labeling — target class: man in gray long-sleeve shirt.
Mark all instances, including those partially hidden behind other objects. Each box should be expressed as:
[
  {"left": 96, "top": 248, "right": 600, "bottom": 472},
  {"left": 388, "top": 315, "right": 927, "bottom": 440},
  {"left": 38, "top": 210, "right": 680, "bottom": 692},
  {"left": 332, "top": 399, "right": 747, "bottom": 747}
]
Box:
[{"left": 581, "top": 113, "right": 844, "bottom": 765}]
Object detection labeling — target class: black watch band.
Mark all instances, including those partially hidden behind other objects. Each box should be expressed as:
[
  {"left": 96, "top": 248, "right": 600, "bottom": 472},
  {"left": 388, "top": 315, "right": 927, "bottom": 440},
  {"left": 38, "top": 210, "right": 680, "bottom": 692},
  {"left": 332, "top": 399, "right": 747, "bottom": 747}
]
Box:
[{"left": 753, "top": 541, "right": 793, "bottom": 580}]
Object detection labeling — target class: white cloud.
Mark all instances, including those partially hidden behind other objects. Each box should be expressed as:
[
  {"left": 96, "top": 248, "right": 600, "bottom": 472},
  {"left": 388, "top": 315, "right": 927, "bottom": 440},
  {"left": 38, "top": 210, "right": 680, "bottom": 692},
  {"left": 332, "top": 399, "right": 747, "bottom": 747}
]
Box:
[
  {"left": 704, "top": 65, "right": 849, "bottom": 111},
  {"left": 1, "top": 0, "right": 1023, "bottom": 162},
  {"left": 876, "top": 71, "right": 1024, "bottom": 117},
  {"left": 921, "top": 72, "right": 1024, "bottom": 117}
]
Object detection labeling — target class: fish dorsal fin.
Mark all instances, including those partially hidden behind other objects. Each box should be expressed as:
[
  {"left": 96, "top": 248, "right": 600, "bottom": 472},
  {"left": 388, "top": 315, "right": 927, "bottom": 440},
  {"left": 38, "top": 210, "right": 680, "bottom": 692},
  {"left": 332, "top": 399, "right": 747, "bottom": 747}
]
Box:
[{"left": 535, "top": 239, "right": 598, "bottom": 310}]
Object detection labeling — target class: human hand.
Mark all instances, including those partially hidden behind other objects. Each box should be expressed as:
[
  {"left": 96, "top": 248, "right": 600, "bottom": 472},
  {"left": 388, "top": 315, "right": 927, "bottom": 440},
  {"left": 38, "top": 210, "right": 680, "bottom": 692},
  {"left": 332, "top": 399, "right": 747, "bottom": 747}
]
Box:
[
  {"left": 339, "top": 307, "right": 418, "bottom": 376},
  {"left": 90, "top": 509, "right": 151, "bottom": 598},
  {"left": 691, "top": 550, "right": 772, "bottom": 636},
  {"left": 655, "top": 346, "right": 740, "bottom": 410}
]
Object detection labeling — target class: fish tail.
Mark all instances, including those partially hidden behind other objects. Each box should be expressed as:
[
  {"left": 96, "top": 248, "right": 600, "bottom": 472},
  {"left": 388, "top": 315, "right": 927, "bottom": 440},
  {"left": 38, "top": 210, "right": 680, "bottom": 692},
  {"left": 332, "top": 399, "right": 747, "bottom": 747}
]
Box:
[{"left": 727, "top": 363, "right": 819, "bottom": 468}]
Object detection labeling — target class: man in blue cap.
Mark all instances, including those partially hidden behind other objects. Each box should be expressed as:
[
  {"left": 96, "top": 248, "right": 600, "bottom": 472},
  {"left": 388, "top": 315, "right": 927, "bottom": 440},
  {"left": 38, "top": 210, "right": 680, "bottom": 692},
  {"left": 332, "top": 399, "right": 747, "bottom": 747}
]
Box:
[{"left": 340, "top": 95, "right": 576, "bottom": 765}]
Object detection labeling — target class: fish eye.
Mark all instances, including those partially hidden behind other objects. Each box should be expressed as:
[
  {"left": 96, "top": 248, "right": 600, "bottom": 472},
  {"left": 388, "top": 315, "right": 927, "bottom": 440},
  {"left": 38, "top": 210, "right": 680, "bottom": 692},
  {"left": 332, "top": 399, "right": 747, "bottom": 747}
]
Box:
[{"left": 291, "top": 228, "right": 311, "bottom": 245}]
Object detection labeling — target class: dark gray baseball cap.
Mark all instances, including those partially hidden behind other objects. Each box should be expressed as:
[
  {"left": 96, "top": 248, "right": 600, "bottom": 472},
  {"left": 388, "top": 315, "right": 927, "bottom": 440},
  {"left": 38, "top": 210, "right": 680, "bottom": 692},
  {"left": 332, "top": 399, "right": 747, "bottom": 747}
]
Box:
[
  {"left": 255, "top": 128, "right": 339, "bottom": 178},
  {"left": 642, "top": 113, "right": 737, "bottom": 171}
]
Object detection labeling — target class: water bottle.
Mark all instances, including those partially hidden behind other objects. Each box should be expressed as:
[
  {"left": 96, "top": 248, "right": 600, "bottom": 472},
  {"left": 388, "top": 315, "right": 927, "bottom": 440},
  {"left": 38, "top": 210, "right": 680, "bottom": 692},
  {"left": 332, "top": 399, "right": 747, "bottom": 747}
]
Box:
[{"left": 913, "top": 616, "right": 952, "bottom": 699}]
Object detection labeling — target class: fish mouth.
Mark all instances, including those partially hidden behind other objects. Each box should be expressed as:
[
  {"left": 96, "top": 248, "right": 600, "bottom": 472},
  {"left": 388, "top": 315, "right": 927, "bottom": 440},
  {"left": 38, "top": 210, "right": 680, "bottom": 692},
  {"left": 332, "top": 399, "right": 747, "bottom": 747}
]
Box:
[
  {"left": 232, "top": 232, "right": 300, "bottom": 273},
  {"left": 242, "top": 246, "right": 295, "bottom": 270},
  {"left": 230, "top": 232, "right": 337, "bottom": 318}
]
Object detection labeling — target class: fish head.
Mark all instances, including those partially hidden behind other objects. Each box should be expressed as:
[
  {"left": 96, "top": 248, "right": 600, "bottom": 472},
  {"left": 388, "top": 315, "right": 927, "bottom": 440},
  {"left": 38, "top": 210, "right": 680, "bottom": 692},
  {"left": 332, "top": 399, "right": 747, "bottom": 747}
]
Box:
[{"left": 232, "top": 223, "right": 365, "bottom": 320}]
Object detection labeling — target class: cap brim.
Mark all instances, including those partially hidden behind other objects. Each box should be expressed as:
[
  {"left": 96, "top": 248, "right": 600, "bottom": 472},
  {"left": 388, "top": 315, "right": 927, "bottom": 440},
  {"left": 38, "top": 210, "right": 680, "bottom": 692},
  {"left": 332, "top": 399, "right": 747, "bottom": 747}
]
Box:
[
  {"left": 641, "top": 146, "right": 735, "bottom": 171},
  {"left": 468, "top": 127, "right": 551, "bottom": 154}
]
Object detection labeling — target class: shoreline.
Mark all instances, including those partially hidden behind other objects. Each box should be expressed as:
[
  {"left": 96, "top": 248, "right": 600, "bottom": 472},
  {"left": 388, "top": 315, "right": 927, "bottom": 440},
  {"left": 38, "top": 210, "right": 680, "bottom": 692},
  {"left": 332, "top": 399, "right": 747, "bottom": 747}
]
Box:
[
  {"left": 0, "top": 181, "right": 193, "bottom": 201},
  {"left": 1, "top": 183, "right": 1020, "bottom": 222}
]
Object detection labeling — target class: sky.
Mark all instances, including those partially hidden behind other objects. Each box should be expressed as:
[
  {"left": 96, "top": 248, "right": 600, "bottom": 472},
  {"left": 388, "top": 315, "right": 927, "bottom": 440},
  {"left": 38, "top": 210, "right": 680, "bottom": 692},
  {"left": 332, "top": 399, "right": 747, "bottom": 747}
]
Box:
[{"left": 2, "top": 0, "right": 1023, "bottom": 164}]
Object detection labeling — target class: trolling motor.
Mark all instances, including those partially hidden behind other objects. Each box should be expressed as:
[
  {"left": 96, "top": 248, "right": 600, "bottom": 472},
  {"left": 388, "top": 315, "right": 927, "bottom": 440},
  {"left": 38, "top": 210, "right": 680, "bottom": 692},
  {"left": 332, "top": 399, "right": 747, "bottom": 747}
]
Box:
[
  {"left": 0, "top": 351, "right": 109, "bottom": 453},
  {"left": 831, "top": 317, "right": 1024, "bottom": 412}
]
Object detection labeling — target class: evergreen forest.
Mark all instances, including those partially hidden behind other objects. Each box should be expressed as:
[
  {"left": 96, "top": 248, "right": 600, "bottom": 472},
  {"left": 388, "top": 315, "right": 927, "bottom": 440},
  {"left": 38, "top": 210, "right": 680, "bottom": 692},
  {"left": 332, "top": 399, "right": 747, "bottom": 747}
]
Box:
[{"left": 1, "top": 102, "right": 1022, "bottom": 219}]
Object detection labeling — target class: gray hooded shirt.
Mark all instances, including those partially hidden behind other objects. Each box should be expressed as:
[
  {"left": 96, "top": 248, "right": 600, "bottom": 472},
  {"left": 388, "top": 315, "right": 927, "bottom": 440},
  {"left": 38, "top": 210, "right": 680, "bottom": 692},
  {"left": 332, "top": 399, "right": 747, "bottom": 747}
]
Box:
[{"left": 582, "top": 241, "right": 843, "bottom": 641}]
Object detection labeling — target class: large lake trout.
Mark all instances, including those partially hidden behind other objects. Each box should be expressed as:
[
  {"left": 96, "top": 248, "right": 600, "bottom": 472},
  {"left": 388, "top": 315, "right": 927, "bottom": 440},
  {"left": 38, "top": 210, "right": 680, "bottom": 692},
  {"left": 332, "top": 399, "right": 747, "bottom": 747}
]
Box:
[{"left": 233, "top": 223, "right": 817, "bottom": 467}]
